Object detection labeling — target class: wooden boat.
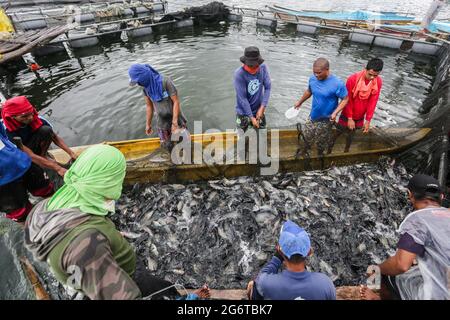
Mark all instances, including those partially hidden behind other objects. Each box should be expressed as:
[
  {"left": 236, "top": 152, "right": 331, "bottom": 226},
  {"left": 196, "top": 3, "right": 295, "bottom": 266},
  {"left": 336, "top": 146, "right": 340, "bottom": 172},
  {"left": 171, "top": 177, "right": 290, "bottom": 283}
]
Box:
[
  {"left": 267, "top": 4, "right": 415, "bottom": 28},
  {"left": 49, "top": 127, "right": 431, "bottom": 185}
]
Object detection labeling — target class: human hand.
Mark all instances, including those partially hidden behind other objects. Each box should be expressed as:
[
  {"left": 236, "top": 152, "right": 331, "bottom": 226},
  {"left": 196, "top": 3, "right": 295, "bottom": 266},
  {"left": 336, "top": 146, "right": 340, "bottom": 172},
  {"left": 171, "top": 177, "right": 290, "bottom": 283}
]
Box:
[
  {"left": 57, "top": 167, "right": 67, "bottom": 177},
  {"left": 251, "top": 117, "right": 260, "bottom": 129},
  {"left": 145, "top": 124, "right": 153, "bottom": 135},
  {"left": 193, "top": 284, "right": 210, "bottom": 299},
  {"left": 348, "top": 119, "right": 356, "bottom": 130},
  {"left": 70, "top": 152, "right": 78, "bottom": 161},
  {"left": 363, "top": 121, "right": 370, "bottom": 133},
  {"left": 330, "top": 111, "right": 338, "bottom": 122},
  {"left": 171, "top": 122, "right": 179, "bottom": 134},
  {"left": 294, "top": 101, "right": 302, "bottom": 109},
  {"left": 274, "top": 244, "right": 284, "bottom": 261},
  {"left": 256, "top": 106, "right": 265, "bottom": 120}
]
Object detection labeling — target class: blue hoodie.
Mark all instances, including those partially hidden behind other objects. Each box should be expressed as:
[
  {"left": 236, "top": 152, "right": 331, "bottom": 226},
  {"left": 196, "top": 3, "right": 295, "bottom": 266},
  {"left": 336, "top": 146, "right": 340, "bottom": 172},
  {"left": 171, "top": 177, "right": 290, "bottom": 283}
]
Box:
[
  {"left": 0, "top": 124, "right": 31, "bottom": 186},
  {"left": 128, "top": 64, "right": 168, "bottom": 102}
]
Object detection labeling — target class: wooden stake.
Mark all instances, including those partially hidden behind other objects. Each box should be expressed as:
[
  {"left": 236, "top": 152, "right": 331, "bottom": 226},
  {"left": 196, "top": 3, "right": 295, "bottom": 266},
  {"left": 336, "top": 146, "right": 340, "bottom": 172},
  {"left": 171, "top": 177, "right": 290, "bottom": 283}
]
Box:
[{"left": 20, "top": 257, "right": 51, "bottom": 300}]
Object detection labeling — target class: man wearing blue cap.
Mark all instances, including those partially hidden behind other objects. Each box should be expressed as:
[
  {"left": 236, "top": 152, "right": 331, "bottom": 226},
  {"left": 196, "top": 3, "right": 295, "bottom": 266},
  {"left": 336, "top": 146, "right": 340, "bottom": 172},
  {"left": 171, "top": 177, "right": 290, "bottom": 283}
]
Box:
[{"left": 247, "top": 220, "right": 336, "bottom": 300}]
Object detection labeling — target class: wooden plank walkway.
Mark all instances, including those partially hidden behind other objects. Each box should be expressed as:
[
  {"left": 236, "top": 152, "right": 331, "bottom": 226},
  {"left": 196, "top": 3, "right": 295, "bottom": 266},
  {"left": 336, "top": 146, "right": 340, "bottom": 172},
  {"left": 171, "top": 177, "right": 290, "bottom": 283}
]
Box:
[{"left": 0, "top": 25, "right": 68, "bottom": 64}]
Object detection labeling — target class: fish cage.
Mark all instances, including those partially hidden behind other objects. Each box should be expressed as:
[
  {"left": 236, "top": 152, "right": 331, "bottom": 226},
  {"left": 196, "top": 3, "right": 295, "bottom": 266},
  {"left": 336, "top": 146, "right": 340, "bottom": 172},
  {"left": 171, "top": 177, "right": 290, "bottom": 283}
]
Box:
[{"left": 6, "top": 0, "right": 168, "bottom": 32}]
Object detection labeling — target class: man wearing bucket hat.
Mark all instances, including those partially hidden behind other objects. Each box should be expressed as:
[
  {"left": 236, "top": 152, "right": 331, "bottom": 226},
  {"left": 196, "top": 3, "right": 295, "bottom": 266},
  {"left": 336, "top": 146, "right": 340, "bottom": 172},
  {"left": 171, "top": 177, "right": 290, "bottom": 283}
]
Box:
[
  {"left": 361, "top": 174, "right": 450, "bottom": 300},
  {"left": 234, "top": 46, "right": 271, "bottom": 131},
  {"left": 247, "top": 220, "right": 336, "bottom": 300}
]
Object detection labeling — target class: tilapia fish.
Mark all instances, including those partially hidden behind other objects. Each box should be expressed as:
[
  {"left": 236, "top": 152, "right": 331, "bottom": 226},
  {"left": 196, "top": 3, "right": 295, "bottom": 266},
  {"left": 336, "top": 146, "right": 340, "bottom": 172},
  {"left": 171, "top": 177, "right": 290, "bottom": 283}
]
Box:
[{"left": 110, "top": 157, "right": 411, "bottom": 290}]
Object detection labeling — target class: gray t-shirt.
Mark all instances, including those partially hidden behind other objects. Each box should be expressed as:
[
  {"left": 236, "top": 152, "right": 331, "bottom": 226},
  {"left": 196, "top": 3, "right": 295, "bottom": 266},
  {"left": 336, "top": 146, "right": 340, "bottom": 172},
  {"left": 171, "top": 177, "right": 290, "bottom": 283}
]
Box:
[
  {"left": 143, "top": 76, "right": 187, "bottom": 130},
  {"left": 396, "top": 206, "right": 450, "bottom": 300}
]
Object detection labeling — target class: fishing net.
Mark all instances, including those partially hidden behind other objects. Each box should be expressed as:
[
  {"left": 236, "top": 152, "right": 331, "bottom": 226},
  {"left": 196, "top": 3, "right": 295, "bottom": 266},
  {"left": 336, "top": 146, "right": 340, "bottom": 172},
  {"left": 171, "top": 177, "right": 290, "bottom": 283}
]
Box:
[{"left": 159, "top": 1, "right": 230, "bottom": 24}]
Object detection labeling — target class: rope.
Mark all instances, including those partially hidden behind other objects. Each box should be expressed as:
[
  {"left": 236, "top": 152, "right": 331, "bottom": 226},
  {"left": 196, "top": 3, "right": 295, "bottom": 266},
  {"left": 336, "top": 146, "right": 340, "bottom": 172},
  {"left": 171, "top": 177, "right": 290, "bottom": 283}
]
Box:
[{"left": 141, "top": 282, "right": 189, "bottom": 300}]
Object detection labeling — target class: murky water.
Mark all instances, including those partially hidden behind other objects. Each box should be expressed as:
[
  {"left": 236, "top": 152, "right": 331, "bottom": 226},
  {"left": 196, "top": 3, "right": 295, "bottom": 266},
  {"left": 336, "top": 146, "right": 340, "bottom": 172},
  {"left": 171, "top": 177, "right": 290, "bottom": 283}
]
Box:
[{"left": 0, "top": 0, "right": 442, "bottom": 146}]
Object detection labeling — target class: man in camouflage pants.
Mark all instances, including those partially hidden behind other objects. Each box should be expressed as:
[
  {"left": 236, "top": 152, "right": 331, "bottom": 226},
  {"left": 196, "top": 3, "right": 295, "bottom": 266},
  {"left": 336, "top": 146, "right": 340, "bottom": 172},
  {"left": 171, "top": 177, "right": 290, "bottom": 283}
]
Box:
[
  {"left": 24, "top": 145, "right": 209, "bottom": 300},
  {"left": 294, "top": 58, "right": 348, "bottom": 165}
]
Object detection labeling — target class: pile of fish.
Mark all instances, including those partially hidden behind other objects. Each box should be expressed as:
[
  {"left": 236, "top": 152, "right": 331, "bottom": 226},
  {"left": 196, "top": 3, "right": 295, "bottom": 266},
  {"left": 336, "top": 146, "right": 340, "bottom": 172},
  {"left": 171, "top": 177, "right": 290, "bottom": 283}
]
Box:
[{"left": 112, "top": 157, "right": 412, "bottom": 289}]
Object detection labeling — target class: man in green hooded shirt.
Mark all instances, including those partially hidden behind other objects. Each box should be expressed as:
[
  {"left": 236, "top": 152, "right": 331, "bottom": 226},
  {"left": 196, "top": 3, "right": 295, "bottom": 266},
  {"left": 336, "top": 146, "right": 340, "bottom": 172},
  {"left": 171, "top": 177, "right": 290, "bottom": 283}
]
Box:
[{"left": 24, "top": 144, "right": 210, "bottom": 300}]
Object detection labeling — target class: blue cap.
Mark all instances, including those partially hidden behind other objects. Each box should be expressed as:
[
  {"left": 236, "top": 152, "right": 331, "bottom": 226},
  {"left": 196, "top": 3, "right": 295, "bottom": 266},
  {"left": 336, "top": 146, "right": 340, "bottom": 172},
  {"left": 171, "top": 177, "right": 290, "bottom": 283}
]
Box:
[{"left": 279, "top": 220, "right": 311, "bottom": 259}]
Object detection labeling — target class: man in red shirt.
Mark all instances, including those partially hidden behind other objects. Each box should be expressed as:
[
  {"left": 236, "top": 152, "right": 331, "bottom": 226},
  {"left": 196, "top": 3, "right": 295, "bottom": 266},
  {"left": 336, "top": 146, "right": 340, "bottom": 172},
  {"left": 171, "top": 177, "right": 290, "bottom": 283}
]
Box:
[{"left": 327, "top": 58, "right": 383, "bottom": 153}]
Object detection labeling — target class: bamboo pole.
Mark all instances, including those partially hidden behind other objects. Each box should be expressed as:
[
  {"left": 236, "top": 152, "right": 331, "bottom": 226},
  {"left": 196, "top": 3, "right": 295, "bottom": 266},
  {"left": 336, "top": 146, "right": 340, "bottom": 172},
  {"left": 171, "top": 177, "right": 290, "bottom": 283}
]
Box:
[
  {"left": 0, "top": 25, "right": 68, "bottom": 64},
  {"left": 20, "top": 257, "right": 51, "bottom": 300}
]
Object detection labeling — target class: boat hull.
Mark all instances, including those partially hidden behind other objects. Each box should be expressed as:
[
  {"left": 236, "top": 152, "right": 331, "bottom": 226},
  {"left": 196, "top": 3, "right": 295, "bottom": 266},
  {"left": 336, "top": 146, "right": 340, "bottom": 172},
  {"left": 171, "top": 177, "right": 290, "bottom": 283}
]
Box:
[{"left": 49, "top": 128, "right": 431, "bottom": 185}]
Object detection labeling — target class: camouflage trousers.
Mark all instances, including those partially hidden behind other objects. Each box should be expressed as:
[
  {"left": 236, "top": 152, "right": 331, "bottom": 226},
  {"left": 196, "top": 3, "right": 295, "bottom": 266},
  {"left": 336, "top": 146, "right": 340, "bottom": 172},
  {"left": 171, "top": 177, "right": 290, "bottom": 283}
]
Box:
[
  {"left": 300, "top": 119, "right": 334, "bottom": 158},
  {"left": 57, "top": 229, "right": 181, "bottom": 300},
  {"left": 327, "top": 122, "right": 359, "bottom": 154},
  {"left": 236, "top": 114, "right": 267, "bottom": 162}
]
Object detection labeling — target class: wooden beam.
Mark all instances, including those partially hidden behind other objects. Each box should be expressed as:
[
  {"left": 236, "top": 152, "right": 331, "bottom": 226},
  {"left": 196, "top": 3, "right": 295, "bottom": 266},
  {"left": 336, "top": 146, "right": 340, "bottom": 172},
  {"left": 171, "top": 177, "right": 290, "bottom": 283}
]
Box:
[
  {"left": 20, "top": 257, "right": 51, "bottom": 300},
  {"left": 0, "top": 25, "right": 68, "bottom": 64},
  {"left": 182, "top": 286, "right": 374, "bottom": 300}
]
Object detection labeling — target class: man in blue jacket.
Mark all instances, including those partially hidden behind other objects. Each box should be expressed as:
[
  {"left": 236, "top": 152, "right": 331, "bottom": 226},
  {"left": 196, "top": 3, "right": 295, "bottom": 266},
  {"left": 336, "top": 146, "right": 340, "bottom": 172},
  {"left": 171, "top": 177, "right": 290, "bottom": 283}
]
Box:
[
  {"left": 234, "top": 46, "right": 271, "bottom": 131},
  {"left": 0, "top": 123, "right": 53, "bottom": 222},
  {"left": 247, "top": 220, "right": 336, "bottom": 300}
]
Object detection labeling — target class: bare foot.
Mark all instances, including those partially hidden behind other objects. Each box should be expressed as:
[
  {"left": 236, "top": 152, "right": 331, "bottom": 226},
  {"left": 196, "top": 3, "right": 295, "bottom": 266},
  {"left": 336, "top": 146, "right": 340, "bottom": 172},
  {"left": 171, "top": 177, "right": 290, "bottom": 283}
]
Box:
[
  {"left": 247, "top": 281, "right": 254, "bottom": 300},
  {"left": 360, "top": 285, "right": 381, "bottom": 300},
  {"left": 193, "top": 284, "right": 210, "bottom": 299}
]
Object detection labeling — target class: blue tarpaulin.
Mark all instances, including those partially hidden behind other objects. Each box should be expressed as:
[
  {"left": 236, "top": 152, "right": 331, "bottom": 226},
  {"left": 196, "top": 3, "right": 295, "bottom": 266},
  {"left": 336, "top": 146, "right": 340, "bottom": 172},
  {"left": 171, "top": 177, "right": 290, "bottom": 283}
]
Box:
[{"left": 271, "top": 5, "right": 415, "bottom": 22}]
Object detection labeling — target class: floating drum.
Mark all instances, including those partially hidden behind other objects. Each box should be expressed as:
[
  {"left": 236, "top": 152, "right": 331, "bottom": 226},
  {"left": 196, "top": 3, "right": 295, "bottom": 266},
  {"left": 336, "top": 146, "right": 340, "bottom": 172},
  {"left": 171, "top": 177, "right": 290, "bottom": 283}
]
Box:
[
  {"left": 17, "top": 19, "right": 47, "bottom": 30},
  {"left": 349, "top": 31, "right": 375, "bottom": 45},
  {"left": 297, "top": 23, "right": 318, "bottom": 34},
  {"left": 152, "top": 3, "right": 165, "bottom": 12},
  {"left": 122, "top": 8, "right": 134, "bottom": 17},
  {"left": 228, "top": 13, "right": 243, "bottom": 22},
  {"left": 127, "top": 26, "right": 153, "bottom": 38},
  {"left": 99, "top": 24, "right": 120, "bottom": 34},
  {"left": 373, "top": 35, "right": 403, "bottom": 49},
  {"left": 176, "top": 18, "right": 194, "bottom": 28},
  {"left": 68, "top": 31, "right": 99, "bottom": 48},
  {"left": 256, "top": 17, "right": 277, "bottom": 29},
  {"left": 411, "top": 42, "right": 441, "bottom": 56},
  {"left": 135, "top": 7, "right": 151, "bottom": 16},
  {"left": 74, "top": 13, "right": 95, "bottom": 24}
]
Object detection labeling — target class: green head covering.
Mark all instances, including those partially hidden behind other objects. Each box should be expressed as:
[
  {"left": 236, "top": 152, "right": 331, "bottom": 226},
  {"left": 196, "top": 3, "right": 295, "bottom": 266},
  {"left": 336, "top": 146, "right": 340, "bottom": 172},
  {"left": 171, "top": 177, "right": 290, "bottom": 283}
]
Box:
[{"left": 47, "top": 144, "right": 126, "bottom": 215}]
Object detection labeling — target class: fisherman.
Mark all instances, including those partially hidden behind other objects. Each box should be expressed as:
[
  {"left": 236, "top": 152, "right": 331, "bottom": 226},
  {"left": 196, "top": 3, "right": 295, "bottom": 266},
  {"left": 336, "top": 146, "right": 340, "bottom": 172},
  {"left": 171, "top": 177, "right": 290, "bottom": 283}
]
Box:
[
  {"left": 128, "top": 64, "right": 187, "bottom": 152},
  {"left": 0, "top": 122, "right": 45, "bottom": 222},
  {"left": 24, "top": 144, "right": 209, "bottom": 300},
  {"left": 234, "top": 46, "right": 271, "bottom": 131},
  {"left": 1, "top": 96, "right": 76, "bottom": 177},
  {"left": 247, "top": 220, "right": 336, "bottom": 300},
  {"left": 327, "top": 58, "right": 384, "bottom": 153},
  {"left": 360, "top": 174, "right": 450, "bottom": 300},
  {"left": 294, "top": 58, "right": 348, "bottom": 161}
]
